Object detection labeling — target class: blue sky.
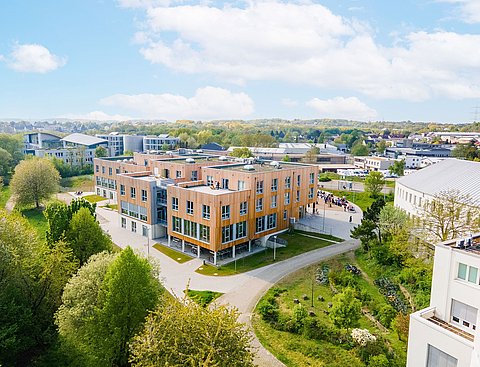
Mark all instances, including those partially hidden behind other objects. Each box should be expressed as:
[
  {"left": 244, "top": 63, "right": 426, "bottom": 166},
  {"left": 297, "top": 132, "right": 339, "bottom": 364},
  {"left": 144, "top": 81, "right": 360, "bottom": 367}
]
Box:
[{"left": 0, "top": 0, "right": 479, "bottom": 123}]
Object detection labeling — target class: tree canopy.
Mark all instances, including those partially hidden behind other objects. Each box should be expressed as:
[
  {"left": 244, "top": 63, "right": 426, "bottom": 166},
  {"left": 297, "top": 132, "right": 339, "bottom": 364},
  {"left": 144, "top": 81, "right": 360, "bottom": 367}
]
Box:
[
  {"left": 230, "top": 147, "right": 253, "bottom": 158},
  {"left": 364, "top": 171, "right": 385, "bottom": 198},
  {"left": 95, "top": 146, "right": 108, "bottom": 158}
]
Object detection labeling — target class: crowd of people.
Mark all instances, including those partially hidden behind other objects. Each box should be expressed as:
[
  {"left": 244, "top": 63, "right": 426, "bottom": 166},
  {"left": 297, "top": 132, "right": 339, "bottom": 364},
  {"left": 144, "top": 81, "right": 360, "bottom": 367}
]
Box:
[{"left": 317, "top": 190, "right": 355, "bottom": 213}]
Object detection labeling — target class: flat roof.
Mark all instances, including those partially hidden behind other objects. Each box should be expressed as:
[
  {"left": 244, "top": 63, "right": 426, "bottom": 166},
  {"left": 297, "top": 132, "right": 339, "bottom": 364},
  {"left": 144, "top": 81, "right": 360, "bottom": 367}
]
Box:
[
  {"left": 153, "top": 155, "right": 227, "bottom": 165},
  {"left": 184, "top": 185, "right": 232, "bottom": 195},
  {"left": 212, "top": 162, "right": 311, "bottom": 173},
  {"left": 61, "top": 133, "right": 107, "bottom": 146}
]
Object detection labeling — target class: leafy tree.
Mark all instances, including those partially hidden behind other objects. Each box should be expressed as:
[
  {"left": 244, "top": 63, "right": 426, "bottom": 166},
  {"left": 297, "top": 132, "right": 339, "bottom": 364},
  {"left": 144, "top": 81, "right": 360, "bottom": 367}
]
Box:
[
  {"left": 378, "top": 206, "right": 410, "bottom": 239},
  {"left": 302, "top": 146, "right": 320, "bottom": 163},
  {"left": 375, "top": 140, "right": 386, "bottom": 154},
  {"left": 10, "top": 157, "right": 60, "bottom": 208},
  {"left": 416, "top": 189, "right": 480, "bottom": 242},
  {"left": 66, "top": 207, "right": 112, "bottom": 265},
  {"left": 51, "top": 157, "right": 93, "bottom": 177},
  {"left": 56, "top": 247, "right": 162, "bottom": 366},
  {"left": 0, "top": 147, "right": 13, "bottom": 179},
  {"left": 231, "top": 147, "right": 253, "bottom": 158},
  {"left": 351, "top": 143, "right": 369, "bottom": 156},
  {"left": 364, "top": 171, "right": 385, "bottom": 198},
  {"left": 392, "top": 313, "right": 410, "bottom": 341},
  {"left": 329, "top": 287, "right": 361, "bottom": 329},
  {"left": 388, "top": 160, "right": 405, "bottom": 176},
  {"left": 451, "top": 141, "right": 479, "bottom": 161},
  {"left": 187, "top": 136, "right": 197, "bottom": 148},
  {"left": 0, "top": 133, "right": 23, "bottom": 164},
  {"left": 123, "top": 150, "right": 134, "bottom": 156},
  {"left": 129, "top": 296, "right": 254, "bottom": 367},
  {"left": 95, "top": 146, "right": 108, "bottom": 158},
  {"left": 368, "top": 354, "right": 390, "bottom": 367},
  {"left": 282, "top": 155, "right": 291, "bottom": 162},
  {"left": 351, "top": 198, "right": 386, "bottom": 250}
]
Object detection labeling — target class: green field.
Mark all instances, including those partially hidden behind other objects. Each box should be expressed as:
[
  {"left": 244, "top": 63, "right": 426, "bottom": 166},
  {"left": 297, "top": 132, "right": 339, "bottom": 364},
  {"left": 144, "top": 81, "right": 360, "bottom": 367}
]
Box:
[
  {"left": 0, "top": 186, "right": 11, "bottom": 209},
  {"left": 20, "top": 207, "right": 48, "bottom": 239},
  {"left": 253, "top": 253, "right": 407, "bottom": 367},
  {"left": 83, "top": 194, "right": 107, "bottom": 203},
  {"left": 153, "top": 243, "right": 193, "bottom": 263},
  {"left": 196, "top": 231, "right": 335, "bottom": 276},
  {"left": 185, "top": 289, "right": 223, "bottom": 307},
  {"left": 60, "top": 174, "right": 94, "bottom": 192}
]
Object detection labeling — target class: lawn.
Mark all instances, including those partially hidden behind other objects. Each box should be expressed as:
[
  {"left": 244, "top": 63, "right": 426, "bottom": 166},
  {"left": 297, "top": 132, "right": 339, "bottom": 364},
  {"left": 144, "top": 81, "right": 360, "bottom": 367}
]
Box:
[
  {"left": 83, "top": 194, "right": 107, "bottom": 204},
  {"left": 0, "top": 186, "right": 11, "bottom": 209},
  {"left": 195, "top": 231, "right": 334, "bottom": 276},
  {"left": 153, "top": 243, "right": 193, "bottom": 263},
  {"left": 103, "top": 203, "right": 118, "bottom": 210},
  {"left": 60, "top": 174, "right": 94, "bottom": 192},
  {"left": 327, "top": 189, "right": 394, "bottom": 212},
  {"left": 185, "top": 289, "right": 223, "bottom": 307},
  {"left": 253, "top": 253, "right": 407, "bottom": 367},
  {"left": 20, "top": 207, "right": 48, "bottom": 239}
]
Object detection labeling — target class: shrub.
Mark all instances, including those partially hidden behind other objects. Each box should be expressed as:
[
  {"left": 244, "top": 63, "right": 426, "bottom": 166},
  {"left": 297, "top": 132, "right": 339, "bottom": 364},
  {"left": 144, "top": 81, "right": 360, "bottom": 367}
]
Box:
[
  {"left": 376, "top": 304, "right": 397, "bottom": 328},
  {"left": 368, "top": 354, "right": 390, "bottom": 367},
  {"left": 329, "top": 269, "right": 358, "bottom": 288},
  {"left": 351, "top": 328, "right": 377, "bottom": 347},
  {"left": 258, "top": 296, "right": 279, "bottom": 323},
  {"left": 329, "top": 288, "right": 362, "bottom": 329}
]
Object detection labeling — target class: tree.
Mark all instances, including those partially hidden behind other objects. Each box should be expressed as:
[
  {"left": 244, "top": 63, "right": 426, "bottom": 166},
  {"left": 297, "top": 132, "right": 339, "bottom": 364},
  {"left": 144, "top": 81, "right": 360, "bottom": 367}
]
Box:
[
  {"left": 10, "top": 157, "right": 60, "bottom": 208},
  {"left": 416, "top": 189, "right": 480, "bottom": 242},
  {"left": 56, "top": 247, "right": 162, "bottom": 366},
  {"left": 186, "top": 136, "right": 197, "bottom": 149},
  {"left": 0, "top": 147, "right": 13, "bottom": 179},
  {"left": 375, "top": 140, "right": 386, "bottom": 154},
  {"left": 364, "top": 171, "right": 385, "bottom": 198},
  {"left": 95, "top": 146, "right": 108, "bottom": 158},
  {"left": 368, "top": 354, "right": 390, "bottom": 367},
  {"left": 350, "top": 143, "right": 369, "bottom": 156},
  {"left": 392, "top": 313, "right": 410, "bottom": 341},
  {"left": 123, "top": 150, "right": 134, "bottom": 156},
  {"left": 302, "top": 146, "right": 320, "bottom": 163},
  {"left": 0, "top": 133, "right": 23, "bottom": 164},
  {"left": 351, "top": 198, "right": 386, "bottom": 250},
  {"left": 388, "top": 160, "right": 405, "bottom": 176},
  {"left": 66, "top": 207, "right": 112, "bottom": 265},
  {"left": 231, "top": 147, "right": 253, "bottom": 158},
  {"left": 378, "top": 206, "right": 410, "bottom": 239},
  {"left": 329, "top": 287, "right": 361, "bottom": 329},
  {"left": 129, "top": 296, "right": 255, "bottom": 367},
  {"left": 451, "top": 141, "right": 479, "bottom": 161},
  {"left": 282, "top": 155, "right": 291, "bottom": 162}
]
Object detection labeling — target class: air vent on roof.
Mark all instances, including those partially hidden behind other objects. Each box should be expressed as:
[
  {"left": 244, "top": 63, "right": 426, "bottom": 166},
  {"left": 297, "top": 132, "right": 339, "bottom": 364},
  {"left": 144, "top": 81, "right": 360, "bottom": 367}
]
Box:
[
  {"left": 186, "top": 158, "right": 195, "bottom": 163},
  {"left": 196, "top": 149, "right": 204, "bottom": 153},
  {"left": 219, "top": 156, "right": 228, "bottom": 161},
  {"left": 243, "top": 164, "right": 255, "bottom": 171},
  {"left": 270, "top": 161, "right": 280, "bottom": 167}
]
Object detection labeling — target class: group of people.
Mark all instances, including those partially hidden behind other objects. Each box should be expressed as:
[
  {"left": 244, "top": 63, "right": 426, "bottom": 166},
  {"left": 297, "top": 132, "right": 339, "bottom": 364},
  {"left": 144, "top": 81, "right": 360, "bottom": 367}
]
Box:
[{"left": 317, "top": 191, "right": 355, "bottom": 214}]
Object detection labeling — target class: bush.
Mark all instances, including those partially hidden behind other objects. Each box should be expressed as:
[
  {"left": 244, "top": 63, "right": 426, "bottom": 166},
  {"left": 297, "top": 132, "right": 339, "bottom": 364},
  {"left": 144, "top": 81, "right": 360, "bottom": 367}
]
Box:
[
  {"left": 376, "top": 305, "right": 397, "bottom": 328},
  {"left": 319, "top": 176, "right": 332, "bottom": 182},
  {"left": 329, "top": 269, "right": 358, "bottom": 288},
  {"left": 272, "top": 287, "right": 287, "bottom": 297},
  {"left": 368, "top": 354, "right": 390, "bottom": 367},
  {"left": 258, "top": 296, "right": 279, "bottom": 323}
]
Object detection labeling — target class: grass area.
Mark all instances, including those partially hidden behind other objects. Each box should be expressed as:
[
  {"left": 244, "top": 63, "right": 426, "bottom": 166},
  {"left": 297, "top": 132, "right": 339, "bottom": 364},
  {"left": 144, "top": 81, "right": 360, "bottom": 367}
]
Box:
[
  {"left": 294, "top": 230, "right": 343, "bottom": 242},
  {"left": 196, "top": 231, "right": 334, "bottom": 276},
  {"left": 20, "top": 207, "right": 48, "bottom": 239},
  {"left": 253, "top": 253, "right": 407, "bottom": 367},
  {"left": 185, "top": 289, "right": 223, "bottom": 307},
  {"left": 60, "top": 174, "right": 94, "bottom": 192},
  {"left": 83, "top": 194, "right": 107, "bottom": 203},
  {"left": 103, "top": 203, "right": 118, "bottom": 210},
  {"left": 327, "top": 189, "right": 394, "bottom": 212},
  {"left": 0, "top": 186, "right": 11, "bottom": 209},
  {"left": 153, "top": 243, "right": 193, "bottom": 263}
]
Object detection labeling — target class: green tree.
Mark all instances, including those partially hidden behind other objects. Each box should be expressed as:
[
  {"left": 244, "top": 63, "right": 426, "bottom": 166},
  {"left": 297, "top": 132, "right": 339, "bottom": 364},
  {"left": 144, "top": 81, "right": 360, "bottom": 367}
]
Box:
[
  {"left": 388, "top": 160, "right": 405, "bottom": 176},
  {"left": 350, "top": 143, "right": 369, "bottom": 156},
  {"left": 129, "top": 296, "right": 254, "bottom": 367},
  {"left": 0, "top": 147, "right": 13, "bottom": 179},
  {"left": 452, "top": 141, "right": 479, "bottom": 161},
  {"left": 0, "top": 133, "right": 23, "bottom": 164},
  {"left": 364, "top": 171, "right": 385, "bottom": 198},
  {"left": 378, "top": 205, "right": 410, "bottom": 239},
  {"left": 302, "top": 146, "right": 320, "bottom": 163},
  {"left": 95, "top": 146, "right": 108, "bottom": 158},
  {"left": 66, "top": 207, "right": 112, "bottom": 265},
  {"left": 231, "top": 147, "right": 253, "bottom": 158},
  {"left": 10, "top": 157, "right": 60, "bottom": 208},
  {"left": 368, "top": 354, "right": 390, "bottom": 367},
  {"left": 329, "top": 287, "right": 361, "bottom": 328},
  {"left": 375, "top": 140, "right": 386, "bottom": 154},
  {"left": 282, "top": 155, "right": 291, "bottom": 162},
  {"left": 123, "top": 150, "right": 134, "bottom": 156}
]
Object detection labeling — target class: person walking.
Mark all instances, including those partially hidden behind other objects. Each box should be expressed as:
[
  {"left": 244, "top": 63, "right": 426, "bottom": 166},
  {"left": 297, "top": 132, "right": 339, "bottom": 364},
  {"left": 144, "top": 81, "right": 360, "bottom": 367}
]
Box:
[{"left": 349, "top": 215, "right": 353, "bottom": 223}]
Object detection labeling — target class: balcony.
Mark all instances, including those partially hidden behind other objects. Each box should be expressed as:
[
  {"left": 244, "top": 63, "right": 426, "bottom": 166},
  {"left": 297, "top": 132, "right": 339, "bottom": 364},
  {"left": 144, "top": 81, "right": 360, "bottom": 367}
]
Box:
[{"left": 419, "top": 307, "right": 474, "bottom": 342}]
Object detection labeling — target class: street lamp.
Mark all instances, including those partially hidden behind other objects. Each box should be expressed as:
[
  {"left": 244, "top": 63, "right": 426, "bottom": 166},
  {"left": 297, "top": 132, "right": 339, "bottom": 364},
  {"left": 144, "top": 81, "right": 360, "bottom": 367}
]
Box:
[
  {"left": 145, "top": 227, "right": 150, "bottom": 257},
  {"left": 273, "top": 235, "right": 277, "bottom": 261}
]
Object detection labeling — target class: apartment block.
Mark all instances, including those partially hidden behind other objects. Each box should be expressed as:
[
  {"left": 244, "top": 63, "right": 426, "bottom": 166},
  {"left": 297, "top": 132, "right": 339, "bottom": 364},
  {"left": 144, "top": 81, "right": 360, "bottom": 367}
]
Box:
[{"left": 407, "top": 235, "right": 480, "bottom": 367}]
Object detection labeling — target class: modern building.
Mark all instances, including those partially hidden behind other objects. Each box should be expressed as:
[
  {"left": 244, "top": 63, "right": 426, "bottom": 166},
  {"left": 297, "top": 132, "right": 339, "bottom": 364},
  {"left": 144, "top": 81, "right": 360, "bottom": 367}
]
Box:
[
  {"left": 142, "top": 134, "right": 180, "bottom": 151},
  {"left": 94, "top": 153, "right": 318, "bottom": 264},
  {"left": 394, "top": 159, "right": 480, "bottom": 217},
  {"left": 23, "top": 132, "right": 62, "bottom": 152},
  {"left": 96, "top": 132, "right": 144, "bottom": 157},
  {"left": 407, "top": 234, "right": 480, "bottom": 367},
  {"left": 364, "top": 156, "right": 396, "bottom": 171}
]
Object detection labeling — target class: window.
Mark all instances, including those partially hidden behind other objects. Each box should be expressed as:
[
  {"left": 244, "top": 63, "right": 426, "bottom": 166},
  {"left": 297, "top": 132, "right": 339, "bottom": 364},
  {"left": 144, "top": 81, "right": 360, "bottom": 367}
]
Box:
[
  {"left": 309, "top": 172, "right": 315, "bottom": 184},
  {"left": 271, "top": 178, "right": 278, "bottom": 192},
  {"left": 240, "top": 201, "right": 248, "bottom": 216},
  {"left": 427, "top": 345, "right": 457, "bottom": 367},
  {"left": 469, "top": 266, "right": 479, "bottom": 283},
  {"left": 222, "top": 178, "right": 229, "bottom": 189},
  {"left": 191, "top": 171, "right": 198, "bottom": 181},
  {"left": 109, "top": 167, "right": 112, "bottom": 176},
  {"left": 238, "top": 180, "right": 246, "bottom": 190},
  {"left": 131, "top": 221, "right": 137, "bottom": 233},
  {"left": 200, "top": 224, "right": 210, "bottom": 242},
  {"left": 237, "top": 221, "right": 247, "bottom": 238},
  {"left": 256, "top": 217, "right": 266, "bottom": 233},
  {"left": 95, "top": 165, "right": 99, "bottom": 173},
  {"left": 187, "top": 201, "right": 194, "bottom": 215},
  {"left": 184, "top": 220, "right": 197, "bottom": 238},
  {"left": 130, "top": 187, "right": 136, "bottom": 199},
  {"left": 176, "top": 170, "right": 182, "bottom": 178},
  {"left": 120, "top": 184, "right": 125, "bottom": 196},
  {"left": 207, "top": 175, "right": 213, "bottom": 186},
  {"left": 267, "top": 213, "right": 277, "bottom": 230},
  {"left": 297, "top": 174, "right": 301, "bottom": 186},
  {"left": 451, "top": 299, "right": 477, "bottom": 332},
  {"left": 283, "top": 210, "right": 288, "bottom": 220},
  {"left": 285, "top": 176, "right": 291, "bottom": 189},
  {"left": 142, "top": 225, "right": 148, "bottom": 237},
  {"left": 308, "top": 187, "right": 314, "bottom": 199},
  {"left": 202, "top": 205, "right": 210, "bottom": 219},
  {"left": 457, "top": 263, "right": 479, "bottom": 283},
  {"left": 116, "top": 168, "right": 119, "bottom": 174},
  {"left": 102, "top": 166, "right": 105, "bottom": 174},
  {"left": 222, "top": 205, "right": 230, "bottom": 220},
  {"left": 172, "top": 197, "right": 179, "bottom": 211},
  {"left": 172, "top": 216, "right": 181, "bottom": 233},
  {"left": 222, "top": 225, "right": 233, "bottom": 243},
  {"left": 284, "top": 192, "right": 290, "bottom": 205},
  {"left": 256, "top": 180, "right": 264, "bottom": 194},
  {"left": 296, "top": 190, "right": 300, "bottom": 202},
  {"left": 141, "top": 189, "right": 147, "bottom": 202},
  {"left": 256, "top": 198, "right": 263, "bottom": 212},
  {"left": 121, "top": 217, "right": 126, "bottom": 228},
  {"left": 271, "top": 195, "right": 277, "bottom": 208}
]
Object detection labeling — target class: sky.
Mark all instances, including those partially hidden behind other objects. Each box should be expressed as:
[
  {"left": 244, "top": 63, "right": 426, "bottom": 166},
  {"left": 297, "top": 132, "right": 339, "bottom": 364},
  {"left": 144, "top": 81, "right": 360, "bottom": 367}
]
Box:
[{"left": 0, "top": 0, "right": 479, "bottom": 123}]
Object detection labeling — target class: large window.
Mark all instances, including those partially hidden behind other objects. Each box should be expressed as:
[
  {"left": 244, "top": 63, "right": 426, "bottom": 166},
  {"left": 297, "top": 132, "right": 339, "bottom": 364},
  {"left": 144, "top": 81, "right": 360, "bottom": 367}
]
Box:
[
  {"left": 267, "top": 213, "right": 277, "bottom": 230},
  {"left": 184, "top": 220, "right": 197, "bottom": 238},
  {"left": 207, "top": 175, "right": 213, "bottom": 186},
  {"left": 256, "top": 180, "right": 264, "bottom": 194},
  {"left": 222, "top": 224, "right": 233, "bottom": 243},
  {"left": 271, "top": 195, "right": 277, "bottom": 208},
  {"left": 172, "top": 216, "right": 181, "bottom": 233},
  {"left": 187, "top": 201, "right": 194, "bottom": 215},
  {"left": 172, "top": 197, "right": 178, "bottom": 211},
  {"left": 284, "top": 192, "right": 290, "bottom": 205},
  {"left": 427, "top": 345, "right": 457, "bottom": 367},
  {"left": 296, "top": 190, "right": 300, "bottom": 202},
  {"left": 285, "top": 176, "right": 291, "bottom": 189},
  {"left": 309, "top": 172, "right": 315, "bottom": 184},
  {"left": 200, "top": 224, "right": 210, "bottom": 243},
  {"left": 120, "top": 184, "right": 125, "bottom": 196},
  {"left": 457, "top": 262, "right": 479, "bottom": 284},
  {"left": 256, "top": 198, "right": 263, "bottom": 212},
  {"left": 451, "top": 299, "right": 477, "bottom": 332},
  {"left": 240, "top": 201, "right": 248, "bottom": 216},
  {"left": 202, "top": 205, "right": 211, "bottom": 219},
  {"left": 121, "top": 201, "right": 147, "bottom": 221},
  {"left": 237, "top": 221, "right": 247, "bottom": 238},
  {"left": 130, "top": 187, "right": 136, "bottom": 199},
  {"left": 238, "top": 180, "right": 245, "bottom": 190},
  {"left": 297, "top": 175, "right": 301, "bottom": 186},
  {"left": 141, "top": 189, "right": 147, "bottom": 202},
  {"left": 308, "top": 187, "right": 314, "bottom": 199},
  {"left": 271, "top": 178, "right": 278, "bottom": 192},
  {"left": 222, "top": 205, "right": 230, "bottom": 220},
  {"left": 256, "top": 217, "right": 265, "bottom": 233}
]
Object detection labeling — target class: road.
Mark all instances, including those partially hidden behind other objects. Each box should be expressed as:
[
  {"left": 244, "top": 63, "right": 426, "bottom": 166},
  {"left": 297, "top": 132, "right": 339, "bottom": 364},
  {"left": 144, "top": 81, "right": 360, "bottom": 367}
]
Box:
[{"left": 319, "top": 179, "right": 394, "bottom": 194}]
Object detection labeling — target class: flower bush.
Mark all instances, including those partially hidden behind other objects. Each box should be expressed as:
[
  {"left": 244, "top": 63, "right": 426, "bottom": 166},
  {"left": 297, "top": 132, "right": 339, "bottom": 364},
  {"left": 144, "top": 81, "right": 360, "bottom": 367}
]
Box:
[{"left": 351, "top": 328, "right": 377, "bottom": 347}]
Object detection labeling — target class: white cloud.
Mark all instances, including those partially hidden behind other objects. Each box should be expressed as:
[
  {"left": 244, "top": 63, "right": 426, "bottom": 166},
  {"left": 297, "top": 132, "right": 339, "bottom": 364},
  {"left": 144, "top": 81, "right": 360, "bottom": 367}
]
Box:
[
  {"left": 439, "top": 0, "right": 480, "bottom": 23},
  {"left": 5, "top": 43, "right": 66, "bottom": 73},
  {"left": 130, "top": 1, "right": 480, "bottom": 101},
  {"left": 306, "top": 96, "right": 378, "bottom": 121},
  {"left": 59, "top": 111, "right": 132, "bottom": 121},
  {"left": 99, "top": 86, "right": 254, "bottom": 120}
]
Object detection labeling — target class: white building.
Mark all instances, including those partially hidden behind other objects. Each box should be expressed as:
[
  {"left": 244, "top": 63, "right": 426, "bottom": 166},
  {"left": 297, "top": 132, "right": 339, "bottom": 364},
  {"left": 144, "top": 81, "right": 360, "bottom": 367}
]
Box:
[
  {"left": 407, "top": 235, "right": 480, "bottom": 367},
  {"left": 364, "top": 156, "right": 396, "bottom": 171},
  {"left": 395, "top": 159, "right": 480, "bottom": 216},
  {"left": 143, "top": 134, "right": 180, "bottom": 151},
  {"left": 96, "top": 132, "right": 144, "bottom": 156}
]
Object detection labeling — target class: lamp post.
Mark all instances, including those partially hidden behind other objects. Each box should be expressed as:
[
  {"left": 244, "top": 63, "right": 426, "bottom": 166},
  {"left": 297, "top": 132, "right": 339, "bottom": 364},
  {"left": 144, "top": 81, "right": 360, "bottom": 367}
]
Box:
[
  {"left": 145, "top": 227, "right": 150, "bottom": 257},
  {"left": 273, "top": 235, "right": 277, "bottom": 261}
]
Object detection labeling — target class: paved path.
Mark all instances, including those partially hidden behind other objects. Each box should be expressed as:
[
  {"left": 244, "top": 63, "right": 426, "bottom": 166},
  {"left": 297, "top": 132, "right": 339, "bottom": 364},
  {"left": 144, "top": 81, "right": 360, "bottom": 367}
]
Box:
[{"left": 319, "top": 179, "right": 394, "bottom": 194}]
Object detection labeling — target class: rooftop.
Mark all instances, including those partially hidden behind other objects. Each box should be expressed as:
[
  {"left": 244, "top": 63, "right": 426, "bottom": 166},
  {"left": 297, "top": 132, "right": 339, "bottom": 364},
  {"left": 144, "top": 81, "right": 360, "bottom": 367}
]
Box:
[
  {"left": 442, "top": 234, "right": 480, "bottom": 257},
  {"left": 419, "top": 308, "right": 474, "bottom": 342},
  {"left": 213, "top": 161, "right": 311, "bottom": 173},
  {"left": 61, "top": 133, "right": 107, "bottom": 146},
  {"left": 153, "top": 155, "right": 229, "bottom": 165},
  {"left": 183, "top": 184, "right": 233, "bottom": 195}
]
